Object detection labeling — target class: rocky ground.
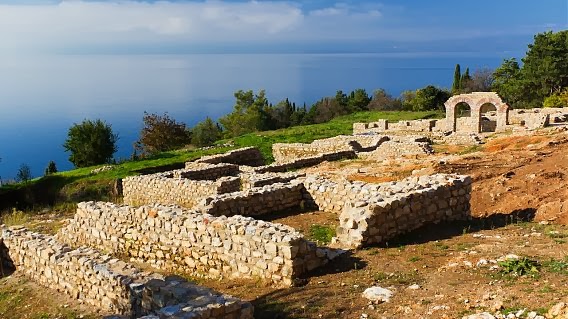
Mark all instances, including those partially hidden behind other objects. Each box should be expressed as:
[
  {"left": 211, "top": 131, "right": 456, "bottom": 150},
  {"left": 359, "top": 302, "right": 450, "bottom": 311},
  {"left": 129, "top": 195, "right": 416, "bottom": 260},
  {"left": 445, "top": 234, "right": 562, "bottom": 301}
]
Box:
[{"left": 1, "top": 128, "right": 568, "bottom": 319}]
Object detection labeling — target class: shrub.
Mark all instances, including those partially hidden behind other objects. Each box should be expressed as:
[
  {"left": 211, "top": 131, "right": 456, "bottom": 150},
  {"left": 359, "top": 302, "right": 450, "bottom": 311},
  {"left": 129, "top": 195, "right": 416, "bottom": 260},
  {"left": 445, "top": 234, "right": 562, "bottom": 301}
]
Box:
[
  {"left": 63, "top": 119, "right": 118, "bottom": 168},
  {"left": 543, "top": 89, "right": 568, "bottom": 108},
  {"left": 309, "top": 224, "right": 336, "bottom": 244},
  {"left": 135, "top": 112, "right": 191, "bottom": 155},
  {"left": 16, "top": 163, "right": 32, "bottom": 183},
  {"left": 498, "top": 257, "right": 539, "bottom": 276},
  {"left": 191, "top": 117, "right": 222, "bottom": 147},
  {"left": 44, "top": 160, "right": 57, "bottom": 175}
]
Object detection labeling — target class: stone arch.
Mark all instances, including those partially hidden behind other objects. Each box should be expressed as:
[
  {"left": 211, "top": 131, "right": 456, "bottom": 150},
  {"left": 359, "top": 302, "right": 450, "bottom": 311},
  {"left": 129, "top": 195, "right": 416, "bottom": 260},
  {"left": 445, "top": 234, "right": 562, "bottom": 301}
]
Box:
[{"left": 444, "top": 92, "right": 510, "bottom": 133}]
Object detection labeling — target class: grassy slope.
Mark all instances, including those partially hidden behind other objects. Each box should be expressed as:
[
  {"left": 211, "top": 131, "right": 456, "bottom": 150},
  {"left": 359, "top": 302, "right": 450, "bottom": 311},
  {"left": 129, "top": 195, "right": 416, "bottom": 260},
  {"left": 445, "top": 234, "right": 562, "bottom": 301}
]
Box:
[{"left": 0, "top": 110, "right": 442, "bottom": 209}]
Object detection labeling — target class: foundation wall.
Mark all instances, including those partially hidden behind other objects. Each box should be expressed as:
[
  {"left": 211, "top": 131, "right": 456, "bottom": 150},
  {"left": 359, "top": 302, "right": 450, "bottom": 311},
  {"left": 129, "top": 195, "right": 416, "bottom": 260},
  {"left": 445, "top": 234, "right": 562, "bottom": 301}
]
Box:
[
  {"left": 1, "top": 227, "right": 253, "bottom": 319},
  {"left": 56, "top": 202, "right": 332, "bottom": 287}
]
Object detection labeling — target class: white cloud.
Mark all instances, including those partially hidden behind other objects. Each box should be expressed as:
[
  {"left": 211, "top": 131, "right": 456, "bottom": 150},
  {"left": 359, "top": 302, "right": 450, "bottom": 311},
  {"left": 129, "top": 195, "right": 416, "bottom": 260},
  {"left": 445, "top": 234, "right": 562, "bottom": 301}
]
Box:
[{"left": 0, "top": 0, "right": 309, "bottom": 51}]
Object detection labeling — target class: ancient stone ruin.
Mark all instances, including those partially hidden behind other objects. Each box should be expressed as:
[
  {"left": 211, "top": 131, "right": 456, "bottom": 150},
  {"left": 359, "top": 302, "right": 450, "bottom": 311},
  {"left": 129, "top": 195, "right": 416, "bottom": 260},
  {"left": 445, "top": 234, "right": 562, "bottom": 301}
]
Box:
[
  {"left": 0, "top": 107, "right": 490, "bottom": 318},
  {"left": 353, "top": 92, "right": 568, "bottom": 143}
]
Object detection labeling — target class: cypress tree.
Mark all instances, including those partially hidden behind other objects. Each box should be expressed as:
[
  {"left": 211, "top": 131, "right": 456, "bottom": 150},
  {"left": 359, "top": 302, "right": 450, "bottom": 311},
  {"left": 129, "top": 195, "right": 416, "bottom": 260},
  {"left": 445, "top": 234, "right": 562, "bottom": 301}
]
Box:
[{"left": 452, "top": 64, "right": 461, "bottom": 94}]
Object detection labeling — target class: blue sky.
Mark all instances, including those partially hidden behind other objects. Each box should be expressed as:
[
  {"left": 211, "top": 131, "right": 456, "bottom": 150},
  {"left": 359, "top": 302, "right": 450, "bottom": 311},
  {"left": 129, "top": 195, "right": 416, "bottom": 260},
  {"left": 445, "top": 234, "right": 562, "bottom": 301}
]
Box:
[{"left": 0, "top": 0, "right": 566, "bottom": 54}]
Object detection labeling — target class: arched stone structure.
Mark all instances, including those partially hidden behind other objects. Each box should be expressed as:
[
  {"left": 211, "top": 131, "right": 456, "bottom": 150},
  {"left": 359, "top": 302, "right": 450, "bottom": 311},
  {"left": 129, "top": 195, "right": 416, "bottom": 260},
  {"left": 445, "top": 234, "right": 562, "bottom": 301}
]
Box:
[{"left": 444, "top": 92, "right": 510, "bottom": 133}]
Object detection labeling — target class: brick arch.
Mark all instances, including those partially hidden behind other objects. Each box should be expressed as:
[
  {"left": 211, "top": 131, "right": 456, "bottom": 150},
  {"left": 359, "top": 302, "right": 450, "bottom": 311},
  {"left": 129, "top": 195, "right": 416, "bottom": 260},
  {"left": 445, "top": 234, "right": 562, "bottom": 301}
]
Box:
[{"left": 444, "top": 92, "right": 510, "bottom": 133}]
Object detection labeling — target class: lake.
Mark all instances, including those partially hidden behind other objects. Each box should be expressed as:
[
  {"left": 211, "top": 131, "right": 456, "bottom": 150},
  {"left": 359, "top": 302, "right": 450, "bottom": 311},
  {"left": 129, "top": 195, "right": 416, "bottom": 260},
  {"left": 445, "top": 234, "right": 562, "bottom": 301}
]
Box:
[{"left": 0, "top": 52, "right": 518, "bottom": 179}]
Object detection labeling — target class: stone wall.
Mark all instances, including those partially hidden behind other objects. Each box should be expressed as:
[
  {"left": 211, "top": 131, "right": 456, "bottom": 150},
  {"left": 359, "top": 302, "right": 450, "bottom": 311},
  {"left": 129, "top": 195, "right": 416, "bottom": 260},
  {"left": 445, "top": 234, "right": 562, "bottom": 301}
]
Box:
[
  {"left": 179, "top": 163, "right": 239, "bottom": 180},
  {"left": 455, "top": 116, "right": 479, "bottom": 132},
  {"left": 272, "top": 135, "right": 388, "bottom": 163},
  {"left": 195, "top": 147, "right": 265, "bottom": 167},
  {"left": 198, "top": 181, "right": 306, "bottom": 217},
  {"left": 1, "top": 227, "right": 253, "bottom": 319},
  {"left": 122, "top": 172, "right": 240, "bottom": 208},
  {"left": 239, "top": 172, "right": 303, "bottom": 189},
  {"left": 252, "top": 151, "right": 357, "bottom": 174},
  {"left": 57, "top": 202, "right": 333, "bottom": 286},
  {"left": 336, "top": 174, "right": 471, "bottom": 248},
  {"left": 358, "top": 136, "right": 433, "bottom": 161},
  {"left": 300, "top": 174, "right": 471, "bottom": 248},
  {"left": 353, "top": 119, "right": 438, "bottom": 134}
]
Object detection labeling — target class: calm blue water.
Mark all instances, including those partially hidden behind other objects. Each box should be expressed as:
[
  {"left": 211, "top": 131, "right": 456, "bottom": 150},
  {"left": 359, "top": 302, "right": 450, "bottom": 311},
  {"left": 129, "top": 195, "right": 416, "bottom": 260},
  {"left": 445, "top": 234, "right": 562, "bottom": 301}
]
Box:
[{"left": 0, "top": 52, "right": 518, "bottom": 179}]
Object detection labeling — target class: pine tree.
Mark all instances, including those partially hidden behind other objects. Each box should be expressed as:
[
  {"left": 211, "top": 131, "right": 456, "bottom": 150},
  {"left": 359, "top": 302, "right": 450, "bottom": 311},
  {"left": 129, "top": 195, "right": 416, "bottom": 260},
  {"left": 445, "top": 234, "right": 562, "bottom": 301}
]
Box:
[
  {"left": 461, "top": 67, "right": 472, "bottom": 91},
  {"left": 452, "top": 64, "right": 461, "bottom": 94}
]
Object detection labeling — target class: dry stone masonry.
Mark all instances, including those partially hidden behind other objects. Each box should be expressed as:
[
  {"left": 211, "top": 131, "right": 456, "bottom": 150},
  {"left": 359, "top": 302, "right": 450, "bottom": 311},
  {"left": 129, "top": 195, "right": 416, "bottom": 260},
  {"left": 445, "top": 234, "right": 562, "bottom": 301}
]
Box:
[
  {"left": 0, "top": 227, "right": 253, "bottom": 319},
  {"left": 301, "top": 174, "right": 472, "bottom": 248},
  {"left": 195, "top": 147, "right": 265, "bottom": 167},
  {"left": 198, "top": 181, "right": 306, "bottom": 217},
  {"left": 272, "top": 135, "right": 388, "bottom": 163},
  {"left": 122, "top": 169, "right": 240, "bottom": 208},
  {"left": 57, "top": 202, "right": 336, "bottom": 287}
]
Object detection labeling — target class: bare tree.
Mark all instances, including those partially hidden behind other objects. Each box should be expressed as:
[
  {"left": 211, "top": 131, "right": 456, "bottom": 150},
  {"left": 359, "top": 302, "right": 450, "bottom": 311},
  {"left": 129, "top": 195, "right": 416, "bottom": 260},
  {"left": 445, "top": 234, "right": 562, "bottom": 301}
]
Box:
[{"left": 462, "top": 67, "right": 494, "bottom": 93}]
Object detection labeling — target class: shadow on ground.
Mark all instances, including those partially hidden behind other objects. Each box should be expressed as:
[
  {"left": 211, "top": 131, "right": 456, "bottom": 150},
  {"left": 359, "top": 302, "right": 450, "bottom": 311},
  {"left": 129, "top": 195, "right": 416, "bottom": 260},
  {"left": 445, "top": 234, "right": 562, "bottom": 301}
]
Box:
[{"left": 376, "top": 208, "right": 536, "bottom": 247}]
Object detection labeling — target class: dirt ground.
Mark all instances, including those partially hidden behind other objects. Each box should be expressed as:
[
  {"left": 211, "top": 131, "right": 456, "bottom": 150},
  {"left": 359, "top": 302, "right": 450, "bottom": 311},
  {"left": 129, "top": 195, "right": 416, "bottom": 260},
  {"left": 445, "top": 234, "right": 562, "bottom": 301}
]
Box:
[{"left": 2, "top": 128, "right": 568, "bottom": 319}]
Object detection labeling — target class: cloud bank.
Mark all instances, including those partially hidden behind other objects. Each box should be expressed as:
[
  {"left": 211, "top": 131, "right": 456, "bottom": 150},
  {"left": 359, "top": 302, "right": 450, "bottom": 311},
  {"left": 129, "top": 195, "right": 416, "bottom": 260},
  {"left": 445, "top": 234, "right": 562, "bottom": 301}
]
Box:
[
  {"left": 0, "top": 0, "right": 388, "bottom": 51},
  {"left": 0, "top": 0, "right": 563, "bottom": 53}
]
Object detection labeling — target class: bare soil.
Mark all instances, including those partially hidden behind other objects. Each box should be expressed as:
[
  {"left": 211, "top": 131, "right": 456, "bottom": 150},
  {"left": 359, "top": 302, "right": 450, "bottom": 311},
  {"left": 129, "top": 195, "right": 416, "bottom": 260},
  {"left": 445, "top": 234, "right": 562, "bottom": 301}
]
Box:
[{"left": 2, "top": 128, "right": 568, "bottom": 319}]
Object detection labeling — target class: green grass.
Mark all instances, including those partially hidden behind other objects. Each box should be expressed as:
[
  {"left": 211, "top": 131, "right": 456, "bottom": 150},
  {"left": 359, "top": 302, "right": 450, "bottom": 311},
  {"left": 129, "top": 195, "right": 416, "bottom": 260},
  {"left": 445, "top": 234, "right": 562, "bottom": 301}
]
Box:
[
  {"left": 0, "top": 110, "right": 442, "bottom": 210},
  {"left": 308, "top": 224, "right": 336, "bottom": 244}
]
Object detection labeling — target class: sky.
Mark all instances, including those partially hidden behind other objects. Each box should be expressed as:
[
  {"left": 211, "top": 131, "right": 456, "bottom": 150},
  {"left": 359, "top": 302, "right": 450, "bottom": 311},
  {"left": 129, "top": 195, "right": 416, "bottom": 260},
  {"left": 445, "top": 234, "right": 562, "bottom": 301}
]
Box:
[{"left": 0, "top": 0, "right": 566, "bottom": 54}]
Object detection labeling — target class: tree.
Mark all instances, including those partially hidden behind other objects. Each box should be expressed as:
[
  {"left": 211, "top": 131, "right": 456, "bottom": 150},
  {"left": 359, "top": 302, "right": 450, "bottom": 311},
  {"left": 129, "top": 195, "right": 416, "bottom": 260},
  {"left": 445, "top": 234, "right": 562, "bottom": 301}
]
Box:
[
  {"left": 402, "top": 85, "right": 450, "bottom": 111},
  {"left": 460, "top": 67, "right": 471, "bottom": 91},
  {"left": 191, "top": 117, "right": 222, "bottom": 147},
  {"left": 219, "top": 90, "right": 269, "bottom": 137},
  {"left": 44, "top": 160, "right": 57, "bottom": 175},
  {"left": 290, "top": 103, "right": 308, "bottom": 126},
  {"left": 135, "top": 112, "right": 190, "bottom": 155},
  {"left": 368, "top": 88, "right": 402, "bottom": 110},
  {"left": 493, "top": 30, "right": 568, "bottom": 108},
  {"left": 462, "top": 68, "right": 494, "bottom": 93},
  {"left": 520, "top": 30, "right": 568, "bottom": 107},
  {"left": 543, "top": 88, "right": 568, "bottom": 108},
  {"left": 63, "top": 119, "right": 118, "bottom": 168},
  {"left": 452, "top": 64, "right": 461, "bottom": 94},
  {"left": 347, "top": 88, "right": 371, "bottom": 111},
  {"left": 492, "top": 58, "right": 525, "bottom": 107},
  {"left": 16, "top": 163, "right": 32, "bottom": 183}
]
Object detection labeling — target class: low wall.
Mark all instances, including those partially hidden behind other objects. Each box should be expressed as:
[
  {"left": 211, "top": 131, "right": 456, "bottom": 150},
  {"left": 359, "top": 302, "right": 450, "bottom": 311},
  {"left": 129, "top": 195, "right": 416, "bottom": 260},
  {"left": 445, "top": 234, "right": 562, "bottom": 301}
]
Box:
[
  {"left": 179, "top": 163, "right": 239, "bottom": 180},
  {"left": 196, "top": 147, "right": 265, "bottom": 167},
  {"left": 240, "top": 172, "right": 304, "bottom": 189},
  {"left": 1, "top": 227, "right": 253, "bottom": 318},
  {"left": 57, "top": 202, "right": 333, "bottom": 286},
  {"left": 253, "top": 151, "right": 356, "bottom": 174},
  {"left": 122, "top": 172, "right": 240, "bottom": 208},
  {"left": 272, "top": 135, "right": 387, "bottom": 163},
  {"left": 301, "top": 174, "right": 471, "bottom": 248},
  {"left": 198, "top": 182, "right": 306, "bottom": 217},
  {"left": 353, "top": 119, "right": 438, "bottom": 134},
  {"left": 358, "top": 137, "right": 433, "bottom": 161}
]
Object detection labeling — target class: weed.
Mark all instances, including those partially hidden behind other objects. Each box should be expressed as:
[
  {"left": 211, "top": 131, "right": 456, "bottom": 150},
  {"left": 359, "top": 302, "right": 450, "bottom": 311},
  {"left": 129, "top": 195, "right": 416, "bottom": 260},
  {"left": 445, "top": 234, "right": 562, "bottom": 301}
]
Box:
[
  {"left": 434, "top": 242, "right": 449, "bottom": 250},
  {"left": 498, "top": 257, "right": 540, "bottom": 277},
  {"left": 539, "top": 285, "right": 555, "bottom": 293},
  {"left": 458, "top": 145, "right": 483, "bottom": 155},
  {"left": 1, "top": 208, "right": 30, "bottom": 226},
  {"left": 308, "top": 224, "right": 335, "bottom": 244},
  {"left": 542, "top": 257, "right": 568, "bottom": 275},
  {"left": 408, "top": 256, "right": 422, "bottom": 262}
]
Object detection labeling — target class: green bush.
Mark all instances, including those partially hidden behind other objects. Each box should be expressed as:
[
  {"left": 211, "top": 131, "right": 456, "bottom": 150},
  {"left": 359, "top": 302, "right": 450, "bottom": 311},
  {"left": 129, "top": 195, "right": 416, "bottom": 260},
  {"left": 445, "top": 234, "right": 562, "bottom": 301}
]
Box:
[
  {"left": 63, "top": 119, "right": 118, "bottom": 168},
  {"left": 135, "top": 112, "right": 191, "bottom": 155},
  {"left": 498, "top": 257, "right": 539, "bottom": 276},
  {"left": 309, "top": 224, "right": 336, "bottom": 244}
]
